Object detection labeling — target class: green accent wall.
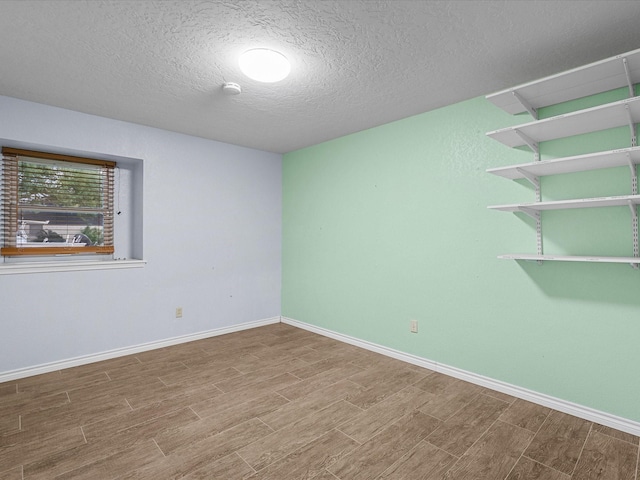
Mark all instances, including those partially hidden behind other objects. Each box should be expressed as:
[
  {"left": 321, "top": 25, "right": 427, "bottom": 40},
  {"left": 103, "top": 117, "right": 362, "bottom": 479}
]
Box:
[{"left": 282, "top": 93, "right": 640, "bottom": 423}]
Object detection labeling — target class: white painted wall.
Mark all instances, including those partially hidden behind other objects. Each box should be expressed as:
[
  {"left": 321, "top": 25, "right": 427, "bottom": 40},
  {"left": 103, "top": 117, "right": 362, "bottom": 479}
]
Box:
[{"left": 0, "top": 95, "right": 282, "bottom": 374}]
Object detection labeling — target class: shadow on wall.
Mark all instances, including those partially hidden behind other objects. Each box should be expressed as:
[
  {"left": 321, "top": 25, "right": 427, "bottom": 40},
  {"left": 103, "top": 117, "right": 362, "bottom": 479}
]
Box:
[{"left": 516, "top": 259, "right": 640, "bottom": 306}]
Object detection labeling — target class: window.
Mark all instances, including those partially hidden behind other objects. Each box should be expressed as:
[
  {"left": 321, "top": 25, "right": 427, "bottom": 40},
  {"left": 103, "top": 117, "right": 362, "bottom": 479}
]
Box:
[{"left": 1, "top": 147, "right": 115, "bottom": 257}]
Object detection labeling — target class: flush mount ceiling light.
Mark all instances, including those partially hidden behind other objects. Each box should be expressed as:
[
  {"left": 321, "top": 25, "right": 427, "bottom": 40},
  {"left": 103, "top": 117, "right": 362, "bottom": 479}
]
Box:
[{"left": 239, "top": 48, "right": 291, "bottom": 83}]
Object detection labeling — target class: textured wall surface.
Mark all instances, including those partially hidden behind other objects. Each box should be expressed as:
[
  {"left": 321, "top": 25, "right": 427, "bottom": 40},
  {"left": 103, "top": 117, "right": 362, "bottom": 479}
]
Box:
[
  {"left": 2, "top": 1, "right": 640, "bottom": 152},
  {"left": 282, "top": 93, "right": 640, "bottom": 423},
  {"left": 0, "top": 95, "right": 282, "bottom": 374}
]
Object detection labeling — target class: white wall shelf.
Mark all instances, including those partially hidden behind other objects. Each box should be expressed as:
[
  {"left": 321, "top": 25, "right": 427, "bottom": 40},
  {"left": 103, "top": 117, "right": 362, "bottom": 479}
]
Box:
[
  {"left": 486, "top": 96, "right": 640, "bottom": 148},
  {"left": 487, "top": 48, "right": 640, "bottom": 115},
  {"left": 486, "top": 48, "right": 640, "bottom": 267},
  {"left": 498, "top": 254, "right": 640, "bottom": 266},
  {"left": 487, "top": 147, "right": 640, "bottom": 180},
  {"left": 489, "top": 195, "right": 640, "bottom": 213}
]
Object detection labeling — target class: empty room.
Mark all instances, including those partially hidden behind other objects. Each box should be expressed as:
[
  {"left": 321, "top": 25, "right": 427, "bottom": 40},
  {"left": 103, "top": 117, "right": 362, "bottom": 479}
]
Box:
[{"left": 2, "top": 1, "right": 640, "bottom": 479}]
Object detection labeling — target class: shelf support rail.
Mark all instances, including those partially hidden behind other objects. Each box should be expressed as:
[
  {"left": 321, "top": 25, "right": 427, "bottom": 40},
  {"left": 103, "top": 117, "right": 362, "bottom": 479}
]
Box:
[
  {"left": 624, "top": 104, "right": 637, "bottom": 147},
  {"left": 514, "top": 129, "right": 540, "bottom": 161},
  {"left": 627, "top": 153, "right": 638, "bottom": 195},
  {"left": 518, "top": 206, "right": 543, "bottom": 261},
  {"left": 513, "top": 129, "right": 543, "bottom": 261},
  {"left": 511, "top": 90, "right": 538, "bottom": 119},
  {"left": 623, "top": 57, "right": 635, "bottom": 98},
  {"left": 627, "top": 199, "right": 639, "bottom": 269}
]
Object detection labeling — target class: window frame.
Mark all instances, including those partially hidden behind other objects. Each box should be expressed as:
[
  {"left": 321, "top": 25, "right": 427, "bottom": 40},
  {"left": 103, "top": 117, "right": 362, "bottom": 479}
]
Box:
[{"left": 1, "top": 147, "right": 116, "bottom": 257}]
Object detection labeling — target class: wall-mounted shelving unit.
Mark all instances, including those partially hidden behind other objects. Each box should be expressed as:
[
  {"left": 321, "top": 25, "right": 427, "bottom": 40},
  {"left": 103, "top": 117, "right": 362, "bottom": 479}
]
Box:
[
  {"left": 487, "top": 146, "right": 640, "bottom": 180},
  {"left": 487, "top": 96, "right": 640, "bottom": 149},
  {"left": 486, "top": 48, "right": 640, "bottom": 268},
  {"left": 486, "top": 49, "right": 640, "bottom": 116},
  {"left": 489, "top": 195, "right": 640, "bottom": 214}
]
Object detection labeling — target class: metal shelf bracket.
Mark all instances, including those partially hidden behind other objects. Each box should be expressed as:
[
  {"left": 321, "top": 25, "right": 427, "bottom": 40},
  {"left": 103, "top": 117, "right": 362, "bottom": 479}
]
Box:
[
  {"left": 515, "top": 168, "right": 540, "bottom": 188},
  {"left": 514, "top": 129, "right": 539, "bottom": 161},
  {"left": 511, "top": 90, "right": 538, "bottom": 119},
  {"left": 517, "top": 206, "right": 539, "bottom": 220},
  {"left": 623, "top": 57, "right": 635, "bottom": 98},
  {"left": 624, "top": 104, "right": 637, "bottom": 147}
]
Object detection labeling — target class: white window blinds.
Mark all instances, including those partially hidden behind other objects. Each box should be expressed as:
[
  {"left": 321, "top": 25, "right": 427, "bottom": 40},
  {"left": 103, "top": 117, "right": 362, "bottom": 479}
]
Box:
[{"left": 1, "top": 147, "right": 115, "bottom": 256}]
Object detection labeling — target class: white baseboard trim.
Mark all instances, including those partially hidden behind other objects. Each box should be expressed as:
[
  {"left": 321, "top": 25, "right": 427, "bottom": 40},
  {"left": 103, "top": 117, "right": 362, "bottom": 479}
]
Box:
[
  {"left": 0, "top": 316, "right": 280, "bottom": 383},
  {"left": 281, "top": 316, "right": 640, "bottom": 437}
]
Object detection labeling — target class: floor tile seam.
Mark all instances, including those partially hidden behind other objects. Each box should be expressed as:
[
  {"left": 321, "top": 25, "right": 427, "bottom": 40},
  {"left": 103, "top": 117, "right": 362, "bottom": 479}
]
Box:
[
  {"left": 0, "top": 464, "right": 26, "bottom": 480},
  {"left": 338, "top": 399, "right": 435, "bottom": 443},
  {"left": 218, "top": 362, "right": 290, "bottom": 382},
  {"left": 257, "top": 394, "right": 354, "bottom": 432},
  {"left": 21, "top": 435, "right": 121, "bottom": 480},
  {"left": 215, "top": 372, "right": 301, "bottom": 394},
  {"left": 152, "top": 437, "right": 166, "bottom": 457},
  {"left": 528, "top": 405, "right": 552, "bottom": 436},
  {"left": 0, "top": 423, "right": 86, "bottom": 455},
  {"left": 483, "top": 391, "right": 518, "bottom": 405},
  {"left": 490, "top": 414, "right": 540, "bottom": 435},
  {"left": 495, "top": 417, "right": 542, "bottom": 437},
  {"left": 270, "top": 390, "right": 292, "bottom": 406},
  {"left": 594, "top": 427, "right": 640, "bottom": 447},
  {"left": 569, "top": 423, "right": 593, "bottom": 477},
  {"left": 378, "top": 431, "right": 440, "bottom": 477},
  {"left": 342, "top": 409, "right": 441, "bottom": 452},
  {"left": 375, "top": 438, "right": 457, "bottom": 480},
  {"left": 285, "top": 371, "right": 304, "bottom": 382},
  {"left": 85, "top": 402, "right": 199, "bottom": 440},
  {"left": 476, "top": 391, "right": 513, "bottom": 407},
  {"left": 188, "top": 405, "right": 202, "bottom": 421},
  {"left": 501, "top": 419, "right": 545, "bottom": 480},
  {"left": 18, "top": 370, "right": 63, "bottom": 386},
  {"left": 233, "top": 443, "right": 261, "bottom": 473},
  {"left": 253, "top": 415, "right": 276, "bottom": 434},
  {"left": 189, "top": 390, "right": 268, "bottom": 420},
  {"left": 320, "top": 469, "right": 340, "bottom": 479},
  {"left": 334, "top": 426, "right": 364, "bottom": 446},
  {"left": 246, "top": 427, "right": 348, "bottom": 476},
  {"left": 42, "top": 378, "right": 114, "bottom": 397},
  {"left": 421, "top": 438, "right": 461, "bottom": 461},
  {"left": 341, "top": 397, "right": 366, "bottom": 413},
  {"left": 419, "top": 391, "right": 482, "bottom": 424},
  {"left": 292, "top": 398, "right": 363, "bottom": 434},
  {"left": 449, "top": 414, "right": 504, "bottom": 460},
  {"left": 233, "top": 451, "right": 257, "bottom": 477},
  {"left": 164, "top": 412, "right": 276, "bottom": 456},
  {"left": 520, "top": 453, "right": 572, "bottom": 477}
]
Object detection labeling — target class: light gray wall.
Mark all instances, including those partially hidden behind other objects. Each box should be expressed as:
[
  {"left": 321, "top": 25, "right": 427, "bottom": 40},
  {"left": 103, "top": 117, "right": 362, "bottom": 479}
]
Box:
[{"left": 0, "top": 95, "right": 282, "bottom": 374}]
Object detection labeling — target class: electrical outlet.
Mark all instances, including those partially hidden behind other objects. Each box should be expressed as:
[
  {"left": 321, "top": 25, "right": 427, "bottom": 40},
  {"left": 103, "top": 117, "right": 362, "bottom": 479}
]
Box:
[
  {"left": 410, "top": 319, "right": 418, "bottom": 333},
  {"left": 175, "top": 307, "right": 183, "bottom": 318}
]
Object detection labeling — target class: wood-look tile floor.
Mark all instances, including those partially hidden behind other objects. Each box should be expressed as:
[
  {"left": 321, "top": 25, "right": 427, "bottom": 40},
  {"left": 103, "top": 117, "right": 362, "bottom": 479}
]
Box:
[{"left": 1, "top": 323, "right": 638, "bottom": 479}]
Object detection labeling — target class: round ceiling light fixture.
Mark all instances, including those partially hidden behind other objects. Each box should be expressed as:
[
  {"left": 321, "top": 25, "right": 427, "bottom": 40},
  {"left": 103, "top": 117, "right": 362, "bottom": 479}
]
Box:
[{"left": 239, "top": 48, "right": 291, "bottom": 83}]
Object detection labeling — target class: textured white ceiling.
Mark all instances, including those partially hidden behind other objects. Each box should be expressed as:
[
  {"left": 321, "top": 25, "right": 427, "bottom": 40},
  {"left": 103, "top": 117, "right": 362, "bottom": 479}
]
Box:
[{"left": 2, "top": 1, "right": 640, "bottom": 153}]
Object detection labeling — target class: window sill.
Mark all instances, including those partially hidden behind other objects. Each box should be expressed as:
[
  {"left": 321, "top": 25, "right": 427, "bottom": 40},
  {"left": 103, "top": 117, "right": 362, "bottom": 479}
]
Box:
[{"left": 0, "top": 259, "right": 146, "bottom": 275}]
